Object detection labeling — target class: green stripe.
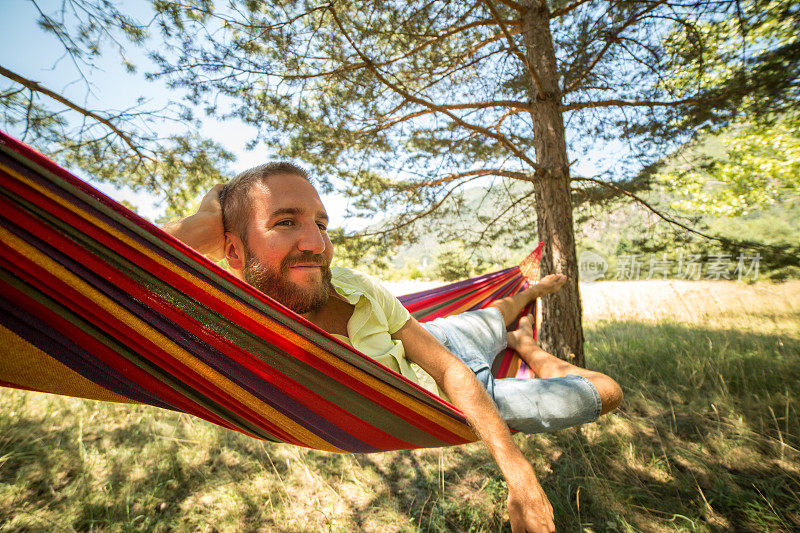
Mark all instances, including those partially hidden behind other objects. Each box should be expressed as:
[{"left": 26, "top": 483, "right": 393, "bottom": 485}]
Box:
[
  {"left": 0, "top": 231, "right": 282, "bottom": 443},
  {"left": 3, "top": 187, "right": 453, "bottom": 447}
]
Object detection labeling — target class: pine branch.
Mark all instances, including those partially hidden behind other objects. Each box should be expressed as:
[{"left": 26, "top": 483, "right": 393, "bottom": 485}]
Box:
[
  {"left": 401, "top": 168, "right": 533, "bottom": 189},
  {"left": 358, "top": 175, "right": 489, "bottom": 237},
  {"left": 550, "top": 0, "right": 596, "bottom": 18},
  {"left": 472, "top": 189, "right": 535, "bottom": 244},
  {"left": 572, "top": 176, "right": 729, "bottom": 241},
  {"left": 563, "top": 0, "right": 667, "bottom": 93},
  {"left": 483, "top": 0, "right": 545, "bottom": 94},
  {"left": 563, "top": 96, "right": 717, "bottom": 111},
  {"left": 327, "top": 3, "right": 542, "bottom": 172},
  {"left": 494, "top": 0, "right": 526, "bottom": 12},
  {"left": 444, "top": 100, "right": 531, "bottom": 111},
  {"left": 572, "top": 176, "right": 800, "bottom": 260},
  {"left": 0, "top": 64, "right": 151, "bottom": 162},
  {"left": 276, "top": 18, "right": 519, "bottom": 81}
]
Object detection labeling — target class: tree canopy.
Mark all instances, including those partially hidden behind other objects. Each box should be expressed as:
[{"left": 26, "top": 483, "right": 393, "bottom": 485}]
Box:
[
  {"left": 0, "top": 1, "right": 234, "bottom": 220},
  {"left": 2, "top": 0, "right": 798, "bottom": 361}
]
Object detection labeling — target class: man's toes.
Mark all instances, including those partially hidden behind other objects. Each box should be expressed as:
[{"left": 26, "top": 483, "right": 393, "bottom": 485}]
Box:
[
  {"left": 539, "top": 274, "right": 567, "bottom": 293},
  {"left": 517, "top": 314, "right": 535, "bottom": 331}
]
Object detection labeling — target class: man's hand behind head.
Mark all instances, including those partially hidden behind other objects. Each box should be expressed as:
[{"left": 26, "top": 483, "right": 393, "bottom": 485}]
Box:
[{"left": 162, "top": 184, "right": 226, "bottom": 263}]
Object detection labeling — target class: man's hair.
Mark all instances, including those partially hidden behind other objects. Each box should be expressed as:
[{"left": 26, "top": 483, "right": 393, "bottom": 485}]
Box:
[{"left": 219, "top": 162, "right": 310, "bottom": 242}]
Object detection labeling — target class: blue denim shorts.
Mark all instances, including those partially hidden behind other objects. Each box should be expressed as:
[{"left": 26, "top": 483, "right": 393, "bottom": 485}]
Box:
[{"left": 421, "top": 307, "right": 602, "bottom": 434}]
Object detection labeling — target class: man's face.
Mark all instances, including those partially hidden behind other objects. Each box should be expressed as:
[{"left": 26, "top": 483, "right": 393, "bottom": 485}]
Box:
[{"left": 239, "top": 174, "right": 334, "bottom": 315}]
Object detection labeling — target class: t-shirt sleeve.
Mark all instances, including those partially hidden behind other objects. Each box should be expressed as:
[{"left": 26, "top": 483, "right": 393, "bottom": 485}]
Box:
[{"left": 364, "top": 275, "right": 412, "bottom": 334}]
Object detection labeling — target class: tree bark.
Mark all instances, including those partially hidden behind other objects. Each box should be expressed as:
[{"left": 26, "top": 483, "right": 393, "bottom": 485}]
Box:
[{"left": 521, "top": 0, "right": 585, "bottom": 366}]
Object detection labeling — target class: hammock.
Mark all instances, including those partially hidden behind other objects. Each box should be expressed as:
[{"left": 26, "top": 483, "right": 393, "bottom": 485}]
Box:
[{"left": 0, "top": 131, "right": 542, "bottom": 453}]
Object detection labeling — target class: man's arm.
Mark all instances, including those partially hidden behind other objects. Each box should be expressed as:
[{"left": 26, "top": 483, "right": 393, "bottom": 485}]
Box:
[
  {"left": 161, "top": 184, "right": 226, "bottom": 261},
  {"left": 392, "top": 317, "right": 556, "bottom": 533}
]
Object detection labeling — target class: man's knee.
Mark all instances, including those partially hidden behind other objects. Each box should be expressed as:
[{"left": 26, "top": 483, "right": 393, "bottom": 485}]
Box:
[
  {"left": 487, "top": 300, "right": 512, "bottom": 325},
  {"left": 589, "top": 374, "right": 623, "bottom": 415}
]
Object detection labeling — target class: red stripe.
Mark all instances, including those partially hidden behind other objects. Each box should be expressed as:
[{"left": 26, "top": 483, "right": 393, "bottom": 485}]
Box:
[
  {"left": 0, "top": 241, "right": 302, "bottom": 445},
  {"left": 0, "top": 174, "right": 469, "bottom": 448},
  {"left": 420, "top": 272, "right": 521, "bottom": 320},
  {"left": 0, "top": 273, "right": 252, "bottom": 437},
  {"left": 413, "top": 272, "right": 521, "bottom": 321},
  {"left": 403, "top": 269, "right": 518, "bottom": 314},
  {"left": 481, "top": 275, "right": 526, "bottom": 306}
]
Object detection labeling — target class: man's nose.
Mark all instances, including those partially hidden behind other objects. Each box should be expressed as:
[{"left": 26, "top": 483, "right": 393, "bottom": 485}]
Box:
[{"left": 297, "top": 223, "right": 326, "bottom": 254}]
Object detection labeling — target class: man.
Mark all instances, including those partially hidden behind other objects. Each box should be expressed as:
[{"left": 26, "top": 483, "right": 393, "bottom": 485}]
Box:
[{"left": 164, "top": 163, "right": 622, "bottom": 533}]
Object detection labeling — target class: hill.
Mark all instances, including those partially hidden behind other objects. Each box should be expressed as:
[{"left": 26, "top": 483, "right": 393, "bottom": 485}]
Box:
[{"left": 351, "top": 178, "right": 799, "bottom": 282}]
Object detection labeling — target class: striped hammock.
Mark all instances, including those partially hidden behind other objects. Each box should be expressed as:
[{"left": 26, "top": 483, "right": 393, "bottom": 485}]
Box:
[{"left": 0, "top": 131, "right": 541, "bottom": 453}]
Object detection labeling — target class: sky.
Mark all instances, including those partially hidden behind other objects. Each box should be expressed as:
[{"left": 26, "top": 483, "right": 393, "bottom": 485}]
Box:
[
  {"left": 0, "top": 0, "right": 361, "bottom": 227},
  {"left": 0, "top": 0, "right": 623, "bottom": 230}
]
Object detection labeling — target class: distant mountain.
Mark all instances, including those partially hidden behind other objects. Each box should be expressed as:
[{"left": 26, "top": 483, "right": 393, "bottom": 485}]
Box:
[{"left": 368, "top": 175, "right": 799, "bottom": 281}]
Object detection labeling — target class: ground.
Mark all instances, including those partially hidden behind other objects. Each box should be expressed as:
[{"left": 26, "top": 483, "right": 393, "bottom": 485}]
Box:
[{"left": 1, "top": 281, "right": 798, "bottom": 532}]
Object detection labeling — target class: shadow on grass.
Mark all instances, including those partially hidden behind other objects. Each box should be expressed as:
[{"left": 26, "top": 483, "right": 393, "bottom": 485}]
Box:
[
  {"left": 530, "top": 321, "right": 800, "bottom": 532},
  {"left": 1, "top": 321, "right": 798, "bottom": 532},
  {"left": 307, "top": 321, "right": 800, "bottom": 532}
]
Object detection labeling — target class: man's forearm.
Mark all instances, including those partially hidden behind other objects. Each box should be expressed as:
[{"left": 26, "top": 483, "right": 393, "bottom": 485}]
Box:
[
  {"left": 439, "top": 361, "right": 535, "bottom": 485},
  {"left": 162, "top": 213, "right": 220, "bottom": 256},
  {"left": 393, "top": 318, "right": 555, "bottom": 531}
]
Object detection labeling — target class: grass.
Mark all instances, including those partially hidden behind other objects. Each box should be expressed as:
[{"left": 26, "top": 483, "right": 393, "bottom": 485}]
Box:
[{"left": 1, "top": 280, "right": 799, "bottom": 532}]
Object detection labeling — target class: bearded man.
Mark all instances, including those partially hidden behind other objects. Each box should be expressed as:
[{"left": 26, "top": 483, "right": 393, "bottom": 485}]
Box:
[{"left": 164, "top": 163, "right": 622, "bottom": 533}]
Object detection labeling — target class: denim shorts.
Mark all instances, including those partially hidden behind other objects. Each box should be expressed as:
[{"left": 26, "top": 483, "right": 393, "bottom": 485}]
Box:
[{"left": 421, "top": 307, "right": 602, "bottom": 434}]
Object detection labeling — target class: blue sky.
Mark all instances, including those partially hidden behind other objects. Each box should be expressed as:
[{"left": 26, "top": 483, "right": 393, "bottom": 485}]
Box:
[
  {"left": 0, "top": 0, "right": 360, "bottom": 226},
  {"left": 1, "top": 0, "right": 622, "bottom": 229}
]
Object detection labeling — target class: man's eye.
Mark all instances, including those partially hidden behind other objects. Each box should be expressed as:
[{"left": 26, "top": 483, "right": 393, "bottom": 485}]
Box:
[
  {"left": 277, "top": 220, "right": 294, "bottom": 227},
  {"left": 317, "top": 223, "right": 327, "bottom": 231}
]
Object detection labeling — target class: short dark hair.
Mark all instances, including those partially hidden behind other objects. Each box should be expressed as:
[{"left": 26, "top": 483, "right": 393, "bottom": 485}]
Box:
[{"left": 219, "top": 162, "right": 310, "bottom": 243}]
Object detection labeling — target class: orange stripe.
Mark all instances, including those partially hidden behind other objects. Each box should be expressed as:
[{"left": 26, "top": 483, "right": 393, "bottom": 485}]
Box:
[
  {"left": 3, "top": 163, "right": 475, "bottom": 442},
  {"left": 0, "top": 324, "right": 138, "bottom": 403},
  {"left": 0, "top": 226, "right": 345, "bottom": 452}
]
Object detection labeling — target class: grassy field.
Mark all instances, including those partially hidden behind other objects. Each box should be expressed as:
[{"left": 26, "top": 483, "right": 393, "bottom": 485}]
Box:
[{"left": 1, "top": 281, "right": 799, "bottom": 532}]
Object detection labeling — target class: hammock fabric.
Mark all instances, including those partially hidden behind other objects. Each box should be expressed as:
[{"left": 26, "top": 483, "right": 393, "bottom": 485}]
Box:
[{"left": 0, "top": 131, "right": 542, "bottom": 453}]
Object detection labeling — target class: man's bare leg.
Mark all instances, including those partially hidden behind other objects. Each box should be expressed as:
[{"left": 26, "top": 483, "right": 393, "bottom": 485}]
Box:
[
  {"left": 489, "top": 273, "right": 567, "bottom": 327},
  {"left": 507, "top": 315, "right": 623, "bottom": 415}
]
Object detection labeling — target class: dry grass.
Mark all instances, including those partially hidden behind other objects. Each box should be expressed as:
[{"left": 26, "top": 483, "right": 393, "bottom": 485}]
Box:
[
  {"left": 1, "top": 280, "right": 799, "bottom": 532},
  {"left": 582, "top": 280, "right": 800, "bottom": 334}
]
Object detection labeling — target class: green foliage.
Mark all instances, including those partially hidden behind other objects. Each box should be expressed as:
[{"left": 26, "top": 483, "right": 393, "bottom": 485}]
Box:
[
  {"left": 435, "top": 241, "right": 476, "bottom": 282},
  {"left": 144, "top": 0, "right": 800, "bottom": 245},
  {"left": 0, "top": 0, "right": 235, "bottom": 220},
  {"left": 7, "top": 0, "right": 800, "bottom": 279},
  {"left": 62, "top": 132, "right": 235, "bottom": 222},
  {"left": 661, "top": 0, "right": 800, "bottom": 128},
  {"left": 657, "top": 113, "right": 800, "bottom": 218},
  {"left": 328, "top": 228, "right": 394, "bottom": 275}
]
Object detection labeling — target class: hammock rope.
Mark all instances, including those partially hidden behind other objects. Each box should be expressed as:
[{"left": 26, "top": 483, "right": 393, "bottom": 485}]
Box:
[{"left": 0, "top": 131, "right": 542, "bottom": 453}]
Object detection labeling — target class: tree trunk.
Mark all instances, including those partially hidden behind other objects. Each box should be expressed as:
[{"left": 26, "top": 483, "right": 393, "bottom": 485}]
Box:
[{"left": 521, "top": 0, "right": 585, "bottom": 366}]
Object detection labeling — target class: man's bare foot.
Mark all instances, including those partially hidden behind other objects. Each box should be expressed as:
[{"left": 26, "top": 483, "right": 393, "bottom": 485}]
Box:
[
  {"left": 506, "top": 314, "right": 559, "bottom": 375},
  {"left": 534, "top": 274, "right": 567, "bottom": 296},
  {"left": 507, "top": 314, "right": 536, "bottom": 352}
]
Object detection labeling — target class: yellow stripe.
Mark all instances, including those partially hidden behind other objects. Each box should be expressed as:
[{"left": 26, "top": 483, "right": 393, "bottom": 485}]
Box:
[
  {"left": 0, "top": 324, "right": 138, "bottom": 403},
  {"left": 439, "top": 279, "right": 514, "bottom": 317},
  {"left": 3, "top": 164, "right": 476, "bottom": 441},
  {"left": 0, "top": 226, "right": 345, "bottom": 452}
]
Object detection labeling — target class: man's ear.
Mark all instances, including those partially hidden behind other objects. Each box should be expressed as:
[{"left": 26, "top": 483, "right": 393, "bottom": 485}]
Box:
[{"left": 225, "top": 232, "right": 245, "bottom": 271}]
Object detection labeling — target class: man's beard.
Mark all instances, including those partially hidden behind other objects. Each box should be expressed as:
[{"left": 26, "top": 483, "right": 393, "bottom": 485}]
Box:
[{"left": 242, "top": 247, "right": 333, "bottom": 315}]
